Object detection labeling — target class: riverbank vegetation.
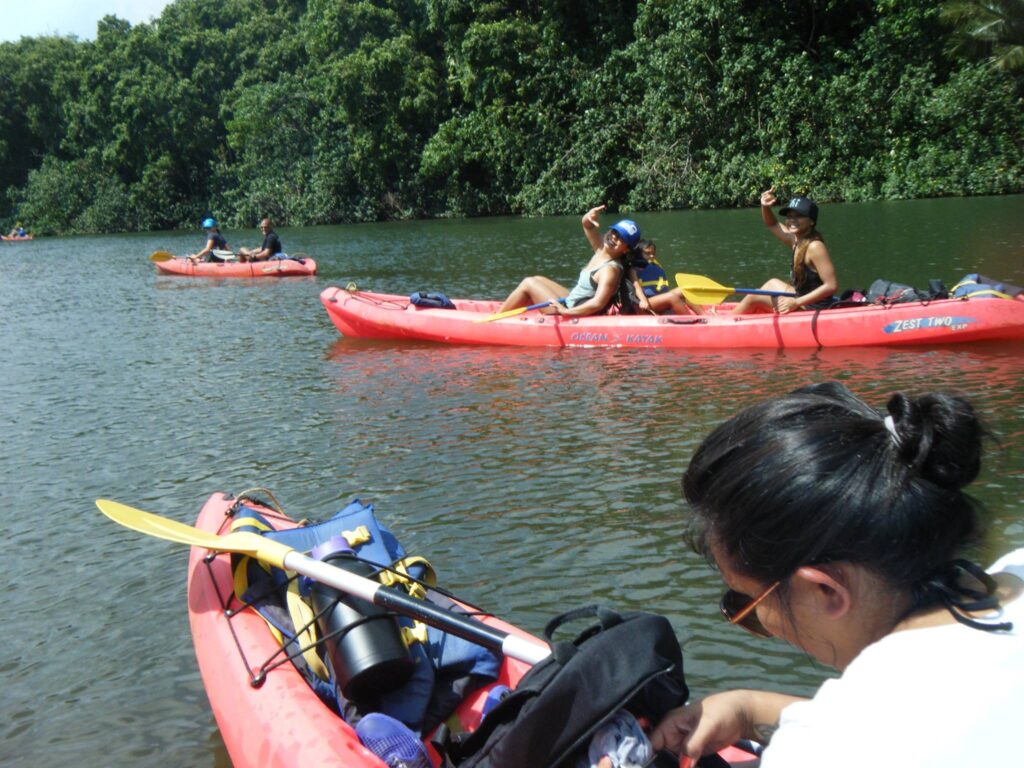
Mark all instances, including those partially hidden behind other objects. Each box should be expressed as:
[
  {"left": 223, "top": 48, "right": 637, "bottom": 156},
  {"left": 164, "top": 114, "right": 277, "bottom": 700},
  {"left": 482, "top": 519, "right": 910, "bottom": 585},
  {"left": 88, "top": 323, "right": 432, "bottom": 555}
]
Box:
[{"left": 1, "top": 0, "right": 1021, "bottom": 234}]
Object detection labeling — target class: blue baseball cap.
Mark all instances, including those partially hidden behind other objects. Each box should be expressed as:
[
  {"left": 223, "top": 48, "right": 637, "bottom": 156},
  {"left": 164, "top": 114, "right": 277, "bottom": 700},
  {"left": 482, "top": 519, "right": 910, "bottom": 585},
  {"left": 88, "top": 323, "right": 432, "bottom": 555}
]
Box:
[
  {"left": 779, "top": 197, "right": 818, "bottom": 222},
  {"left": 202, "top": 217, "right": 217, "bottom": 228},
  {"left": 608, "top": 219, "right": 641, "bottom": 249}
]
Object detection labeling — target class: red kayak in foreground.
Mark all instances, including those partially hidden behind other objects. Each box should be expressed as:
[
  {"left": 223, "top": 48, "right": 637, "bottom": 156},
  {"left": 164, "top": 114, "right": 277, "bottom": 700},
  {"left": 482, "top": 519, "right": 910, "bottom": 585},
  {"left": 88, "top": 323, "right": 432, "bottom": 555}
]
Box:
[
  {"left": 320, "top": 287, "right": 1024, "bottom": 349},
  {"left": 156, "top": 257, "right": 316, "bottom": 277},
  {"left": 187, "top": 491, "right": 760, "bottom": 767}
]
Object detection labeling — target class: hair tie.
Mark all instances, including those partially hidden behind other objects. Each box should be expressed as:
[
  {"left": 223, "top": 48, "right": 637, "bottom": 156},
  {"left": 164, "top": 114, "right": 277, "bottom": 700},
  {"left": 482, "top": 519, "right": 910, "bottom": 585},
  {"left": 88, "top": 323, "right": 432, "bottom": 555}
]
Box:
[{"left": 883, "top": 414, "right": 901, "bottom": 446}]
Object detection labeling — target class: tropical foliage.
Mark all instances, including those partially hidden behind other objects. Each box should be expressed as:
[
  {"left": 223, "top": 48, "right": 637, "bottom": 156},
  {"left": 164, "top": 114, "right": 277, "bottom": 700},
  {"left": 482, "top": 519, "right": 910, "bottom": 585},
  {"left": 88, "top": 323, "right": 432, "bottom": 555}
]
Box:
[{"left": 1, "top": 0, "right": 1021, "bottom": 234}]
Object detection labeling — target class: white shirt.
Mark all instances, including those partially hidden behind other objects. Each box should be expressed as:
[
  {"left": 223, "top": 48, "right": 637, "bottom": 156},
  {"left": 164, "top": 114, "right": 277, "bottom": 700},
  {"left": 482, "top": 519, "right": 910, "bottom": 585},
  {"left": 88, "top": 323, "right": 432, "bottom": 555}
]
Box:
[{"left": 762, "top": 549, "right": 1024, "bottom": 768}]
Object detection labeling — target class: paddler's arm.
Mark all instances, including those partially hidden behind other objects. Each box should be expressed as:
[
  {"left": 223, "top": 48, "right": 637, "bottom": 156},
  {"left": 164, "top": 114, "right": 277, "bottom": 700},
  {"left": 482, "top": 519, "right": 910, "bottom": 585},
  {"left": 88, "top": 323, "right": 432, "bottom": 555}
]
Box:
[
  {"left": 760, "top": 187, "right": 794, "bottom": 247},
  {"left": 582, "top": 205, "right": 606, "bottom": 252},
  {"left": 650, "top": 689, "right": 807, "bottom": 759}
]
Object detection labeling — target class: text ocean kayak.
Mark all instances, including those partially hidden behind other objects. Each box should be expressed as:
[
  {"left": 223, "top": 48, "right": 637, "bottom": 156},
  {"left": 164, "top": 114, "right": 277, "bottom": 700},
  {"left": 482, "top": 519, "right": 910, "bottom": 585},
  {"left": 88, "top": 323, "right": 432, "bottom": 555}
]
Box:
[
  {"left": 156, "top": 257, "right": 316, "bottom": 277},
  {"left": 187, "top": 491, "right": 759, "bottom": 767},
  {"left": 320, "top": 287, "right": 1024, "bottom": 349}
]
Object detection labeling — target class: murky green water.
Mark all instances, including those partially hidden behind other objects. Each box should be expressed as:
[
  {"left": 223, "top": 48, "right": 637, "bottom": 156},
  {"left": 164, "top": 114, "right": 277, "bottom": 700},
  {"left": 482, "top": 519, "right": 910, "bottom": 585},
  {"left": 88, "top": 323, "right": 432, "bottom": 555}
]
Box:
[{"left": 2, "top": 195, "right": 1023, "bottom": 766}]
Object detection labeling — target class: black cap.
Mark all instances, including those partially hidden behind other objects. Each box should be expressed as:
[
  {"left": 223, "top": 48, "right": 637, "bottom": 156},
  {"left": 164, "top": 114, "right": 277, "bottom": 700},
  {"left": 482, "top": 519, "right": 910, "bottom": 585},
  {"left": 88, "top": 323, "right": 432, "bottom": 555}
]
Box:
[{"left": 779, "top": 196, "right": 818, "bottom": 222}]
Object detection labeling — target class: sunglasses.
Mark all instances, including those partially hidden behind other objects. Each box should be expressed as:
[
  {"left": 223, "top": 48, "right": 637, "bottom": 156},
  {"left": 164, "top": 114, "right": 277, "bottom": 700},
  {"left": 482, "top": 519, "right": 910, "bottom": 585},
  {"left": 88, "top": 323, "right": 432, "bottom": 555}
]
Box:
[{"left": 720, "top": 580, "right": 780, "bottom": 638}]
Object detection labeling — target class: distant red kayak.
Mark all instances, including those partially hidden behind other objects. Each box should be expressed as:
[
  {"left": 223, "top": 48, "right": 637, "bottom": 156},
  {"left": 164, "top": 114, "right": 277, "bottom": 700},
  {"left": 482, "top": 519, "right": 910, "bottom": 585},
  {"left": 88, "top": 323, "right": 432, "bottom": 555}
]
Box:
[
  {"left": 320, "top": 287, "right": 1024, "bottom": 349},
  {"left": 155, "top": 257, "right": 316, "bottom": 277},
  {"left": 1, "top": 234, "right": 33, "bottom": 241}
]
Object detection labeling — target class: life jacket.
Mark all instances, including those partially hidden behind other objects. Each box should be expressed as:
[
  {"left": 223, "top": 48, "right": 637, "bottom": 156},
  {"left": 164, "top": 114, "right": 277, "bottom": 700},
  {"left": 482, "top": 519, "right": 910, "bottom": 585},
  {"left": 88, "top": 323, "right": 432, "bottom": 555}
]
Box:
[
  {"left": 229, "top": 496, "right": 499, "bottom": 734},
  {"left": 635, "top": 257, "right": 670, "bottom": 297}
]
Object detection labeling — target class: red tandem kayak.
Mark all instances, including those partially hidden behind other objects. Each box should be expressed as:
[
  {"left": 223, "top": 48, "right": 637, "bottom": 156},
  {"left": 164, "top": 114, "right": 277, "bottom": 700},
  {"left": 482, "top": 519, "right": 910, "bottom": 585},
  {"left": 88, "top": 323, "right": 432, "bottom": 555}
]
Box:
[
  {"left": 187, "top": 491, "right": 759, "bottom": 767},
  {"left": 156, "top": 257, "right": 316, "bottom": 277},
  {"left": 1, "top": 234, "right": 33, "bottom": 241},
  {"left": 320, "top": 286, "right": 1024, "bottom": 349}
]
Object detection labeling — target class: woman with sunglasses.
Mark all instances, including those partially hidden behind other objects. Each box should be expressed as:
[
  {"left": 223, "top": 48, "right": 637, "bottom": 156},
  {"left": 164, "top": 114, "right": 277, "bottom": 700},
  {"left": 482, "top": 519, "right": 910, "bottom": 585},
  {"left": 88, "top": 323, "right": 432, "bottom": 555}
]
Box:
[
  {"left": 732, "top": 188, "right": 837, "bottom": 314},
  {"left": 494, "top": 205, "right": 640, "bottom": 317},
  {"left": 651, "top": 382, "right": 1023, "bottom": 767}
]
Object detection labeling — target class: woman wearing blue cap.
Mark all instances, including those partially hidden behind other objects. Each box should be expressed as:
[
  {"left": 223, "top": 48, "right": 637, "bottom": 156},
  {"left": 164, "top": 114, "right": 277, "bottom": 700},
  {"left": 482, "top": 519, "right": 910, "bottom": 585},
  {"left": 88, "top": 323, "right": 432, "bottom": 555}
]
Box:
[
  {"left": 188, "top": 218, "right": 232, "bottom": 263},
  {"left": 494, "top": 205, "right": 641, "bottom": 317},
  {"left": 732, "top": 188, "right": 837, "bottom": 314}
]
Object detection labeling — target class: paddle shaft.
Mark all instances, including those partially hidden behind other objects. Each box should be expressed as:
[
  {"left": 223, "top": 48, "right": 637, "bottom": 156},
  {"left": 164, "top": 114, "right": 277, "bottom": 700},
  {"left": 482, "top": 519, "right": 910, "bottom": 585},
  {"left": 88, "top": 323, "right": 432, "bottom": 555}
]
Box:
[
  {"left": 95, "top": 499, "right": 550, "bottom": 665},
  {"left": 731, "top": 287, "right": 797, "bottom": 297},
  {"left": 284, "top": 549, "right": 548, "bottom": 663},
  {"left": 477, "top": 297, "right": 567, "bottom": 323}
]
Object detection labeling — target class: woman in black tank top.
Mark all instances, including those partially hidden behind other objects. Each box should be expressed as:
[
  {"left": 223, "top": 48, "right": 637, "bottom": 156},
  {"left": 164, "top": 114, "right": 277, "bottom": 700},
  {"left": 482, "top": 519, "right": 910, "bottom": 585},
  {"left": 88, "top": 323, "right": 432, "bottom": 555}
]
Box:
[{"left": 732, "top": 189, "right": 838, "bottom": 314}]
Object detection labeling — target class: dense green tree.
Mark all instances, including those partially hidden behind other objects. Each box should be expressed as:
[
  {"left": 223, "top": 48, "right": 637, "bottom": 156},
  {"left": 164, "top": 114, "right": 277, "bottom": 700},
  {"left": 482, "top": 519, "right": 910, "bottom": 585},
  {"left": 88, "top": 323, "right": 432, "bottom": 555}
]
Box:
[{"left": 2, "top": 0, "right": 1021, "bottom": 234}]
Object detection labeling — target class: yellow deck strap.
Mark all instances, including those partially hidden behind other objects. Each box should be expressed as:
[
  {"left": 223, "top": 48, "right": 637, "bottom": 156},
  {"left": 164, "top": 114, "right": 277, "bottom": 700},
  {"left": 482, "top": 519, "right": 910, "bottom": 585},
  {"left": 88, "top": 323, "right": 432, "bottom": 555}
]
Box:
[
  {"left": 379, "top": 556, "right": 437, "bottom": 600},
  {"left": 285, "top": 577, "right": 329, "bottom": 680},
  {"left": 950, "top": 281, "right": 1012, "bottom": 301},
  {"left": 401, "top": 622, "right": 429, "bottom": 647}
]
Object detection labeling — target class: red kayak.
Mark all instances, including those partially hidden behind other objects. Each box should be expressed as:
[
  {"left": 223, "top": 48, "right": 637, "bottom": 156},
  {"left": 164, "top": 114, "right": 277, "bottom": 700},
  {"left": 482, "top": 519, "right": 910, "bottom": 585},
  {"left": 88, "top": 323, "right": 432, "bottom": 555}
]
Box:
[
  {"left": 156, "top": 257, "right": 316, "bottom": 277},
  {"left": 1, "top": 234, "right": 33, "bottom": 241},
  {"left": 320, "top": 287, "right": 1024, "bottom": 349},
  {"left": 187, "top": 491, "right": 759, "bottom": 767}
]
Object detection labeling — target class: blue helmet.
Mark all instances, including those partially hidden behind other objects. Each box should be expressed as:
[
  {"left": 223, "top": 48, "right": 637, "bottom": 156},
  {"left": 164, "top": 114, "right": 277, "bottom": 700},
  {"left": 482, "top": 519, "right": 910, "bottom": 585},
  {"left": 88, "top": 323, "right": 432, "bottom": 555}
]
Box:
[
  {"left": 202, "top": 217, "right": 217, "bottom": 229},
  {"left": 608, "top": 219, "right": 641, "bottom": 249}
]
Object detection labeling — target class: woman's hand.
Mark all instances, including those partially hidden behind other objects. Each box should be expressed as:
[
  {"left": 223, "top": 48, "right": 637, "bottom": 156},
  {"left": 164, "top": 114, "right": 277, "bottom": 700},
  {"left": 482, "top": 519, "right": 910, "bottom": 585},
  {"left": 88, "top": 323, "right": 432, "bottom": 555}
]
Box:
[
  {"left": 760, "top": 188, "right": 777, "bottom": 208},
  {"left": 583, "top": 205, "right": 606, "bottom": 230},
  {"left": 650, "top": 692, "right": 754, "bottom": 760},
  {"left": 775, "top": 296, "right": 799, "bottom": 314}
]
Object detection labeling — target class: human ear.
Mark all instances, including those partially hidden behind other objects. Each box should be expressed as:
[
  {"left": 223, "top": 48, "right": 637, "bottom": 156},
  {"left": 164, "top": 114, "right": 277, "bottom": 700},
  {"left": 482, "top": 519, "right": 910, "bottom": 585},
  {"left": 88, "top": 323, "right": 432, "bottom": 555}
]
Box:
[{"left": 793, "top": 565, "right": 852, "bottom": 619}]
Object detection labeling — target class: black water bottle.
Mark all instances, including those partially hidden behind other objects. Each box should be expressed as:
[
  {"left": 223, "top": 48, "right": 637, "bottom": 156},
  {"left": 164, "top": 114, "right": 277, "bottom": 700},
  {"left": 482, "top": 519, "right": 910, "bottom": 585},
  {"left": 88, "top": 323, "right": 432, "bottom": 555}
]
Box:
[{"left": 309, "top": 550, "right": 414, "bottom": 703}]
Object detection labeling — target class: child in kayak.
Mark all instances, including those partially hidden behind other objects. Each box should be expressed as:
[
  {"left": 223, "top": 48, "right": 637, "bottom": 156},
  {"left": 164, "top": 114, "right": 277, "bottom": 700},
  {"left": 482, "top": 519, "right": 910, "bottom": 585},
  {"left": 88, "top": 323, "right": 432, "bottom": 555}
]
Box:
[
  {"left": 628, "top": 239, "right": 703, "bottom": 315},
  {"left": 733, "top": 188, "right": 837, "bottom": 313},
  {"left": 652, "top": 382, "right": 1023, "bottom": 767}
]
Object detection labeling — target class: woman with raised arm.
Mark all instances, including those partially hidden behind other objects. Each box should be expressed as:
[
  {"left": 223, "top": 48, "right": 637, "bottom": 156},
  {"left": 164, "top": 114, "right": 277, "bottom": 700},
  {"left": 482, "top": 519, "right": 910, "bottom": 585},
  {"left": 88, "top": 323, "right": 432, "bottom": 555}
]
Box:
[
  {"left": 652, "top": 382, "right": 1023, "bottom": 767},
  {"left": 732, "top": 189, "right": 837, "bottom": 314},
  {"left": 494, "top": 205, "right": 639, "bottom": 318}
]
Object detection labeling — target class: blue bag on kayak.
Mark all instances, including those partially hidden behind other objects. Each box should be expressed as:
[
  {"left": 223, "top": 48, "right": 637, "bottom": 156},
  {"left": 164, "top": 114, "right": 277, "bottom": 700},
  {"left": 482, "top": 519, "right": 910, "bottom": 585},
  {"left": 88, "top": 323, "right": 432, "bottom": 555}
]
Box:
[
  {"left": 951, "top": 274, "right": 1023, "bottom": 300},
  {"left": 410, "top": 291, "right": 457, "bottom": 309}
]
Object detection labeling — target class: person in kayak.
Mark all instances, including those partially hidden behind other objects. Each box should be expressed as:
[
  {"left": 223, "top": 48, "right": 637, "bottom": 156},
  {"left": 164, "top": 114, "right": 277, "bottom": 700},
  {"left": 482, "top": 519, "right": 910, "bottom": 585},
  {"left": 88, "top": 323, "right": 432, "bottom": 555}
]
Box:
[
  {"left": 7, "top": 223, "right": 28, "bottom": 237},
  {"left": 494, "top": 206, "right": 639, "bottom": 317},
  {"left": 238, "top": 218, "right": 283, "bottom": 262},
  {"left": 651, "top": 382, "right": 1023, "bottom": 767},
  {"left": 732, "top": 189, "right": 837, "bottom": 314},
  {"left": 627, "top": 239, "right": 703, "bottom": 315},
  {"left": 188, "top": 218, "right": 231, "bottom": 263}
]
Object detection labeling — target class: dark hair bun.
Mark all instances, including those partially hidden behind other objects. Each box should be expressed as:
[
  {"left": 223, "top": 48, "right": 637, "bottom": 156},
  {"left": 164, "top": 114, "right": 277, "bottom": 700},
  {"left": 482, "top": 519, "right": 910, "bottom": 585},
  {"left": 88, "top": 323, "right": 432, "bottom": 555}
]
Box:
[{"left": 886, "top": 392, "right": 985, "bottom": 490}]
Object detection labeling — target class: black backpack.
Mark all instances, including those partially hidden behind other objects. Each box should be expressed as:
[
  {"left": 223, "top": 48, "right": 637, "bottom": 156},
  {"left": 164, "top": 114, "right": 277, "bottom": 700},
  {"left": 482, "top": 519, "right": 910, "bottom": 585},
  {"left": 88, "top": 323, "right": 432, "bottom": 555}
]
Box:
[
  {"left": 866, "top": 278, "right": 948, "bottom": 304},
  {"left": 437, "top": 606, "right": 689, "bottom": 768}
]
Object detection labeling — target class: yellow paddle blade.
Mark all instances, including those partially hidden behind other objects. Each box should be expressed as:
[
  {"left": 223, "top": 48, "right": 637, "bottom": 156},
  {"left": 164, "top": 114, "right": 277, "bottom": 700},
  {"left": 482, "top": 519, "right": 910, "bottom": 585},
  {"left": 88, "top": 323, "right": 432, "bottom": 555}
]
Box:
[
  {"left": 149, "top": 250, "right": 175, "bottom": 262},
  {"left": 95, "top": 499, "right": 293, "bottom": 568},
  {"left": 474, "top": 306, "right": 530, "bottom": 323},
  {"left": 675, "top": 273, "right": 734, "bottom": 305}
]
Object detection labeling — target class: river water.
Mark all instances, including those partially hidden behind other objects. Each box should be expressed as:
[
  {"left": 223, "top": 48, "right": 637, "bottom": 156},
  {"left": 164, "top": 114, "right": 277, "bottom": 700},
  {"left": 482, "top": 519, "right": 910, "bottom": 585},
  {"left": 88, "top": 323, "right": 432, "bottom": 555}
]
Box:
[{"left": 2, "top": 196, "right": 1023, "bottom": 766}]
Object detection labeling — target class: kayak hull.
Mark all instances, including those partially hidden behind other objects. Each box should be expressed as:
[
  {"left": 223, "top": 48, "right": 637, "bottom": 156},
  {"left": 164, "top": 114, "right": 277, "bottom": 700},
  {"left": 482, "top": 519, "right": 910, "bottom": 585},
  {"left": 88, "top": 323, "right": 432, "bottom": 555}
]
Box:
[
  {"left": 156, "top": 257, "right": 316, "bottom": 277},
  {"left": 187, "top": 492, "right": 757, "bottom": 767},
  {"left": 187, "top": 492, "right": 536, "bottom": 767},
  {"left": 320, "top": 287, "right": 1024, "bottom": 349},
  {"left": 1, "top": 234, "right": 33, "bottom": 241}
]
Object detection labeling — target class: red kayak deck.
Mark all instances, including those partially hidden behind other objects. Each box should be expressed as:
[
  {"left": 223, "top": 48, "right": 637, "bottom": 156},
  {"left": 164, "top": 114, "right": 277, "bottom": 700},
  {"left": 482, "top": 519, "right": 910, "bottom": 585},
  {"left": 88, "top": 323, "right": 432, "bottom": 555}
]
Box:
[
  {"left": 320, "top": 287, "right": 1024, "bottom": 349},
  {"left": 156, "top": 257, "right": 316, "bottom": 277},
  {"left": 187, "top": 492, "right": 759, "bottom": 767}
]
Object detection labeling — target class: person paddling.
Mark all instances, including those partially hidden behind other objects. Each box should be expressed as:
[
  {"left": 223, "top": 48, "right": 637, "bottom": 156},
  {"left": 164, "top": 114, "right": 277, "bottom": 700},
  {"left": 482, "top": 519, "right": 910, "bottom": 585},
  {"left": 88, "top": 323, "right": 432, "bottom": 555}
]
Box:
[
  {"left": 188, "top": 218, "right": 231, "bottom": 263},
  {"left": 651, "top": 382, "right": 1023, "bottom": 767},
  {"left": 732, "top": 189, "right": 837, "bottom": 314}
]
